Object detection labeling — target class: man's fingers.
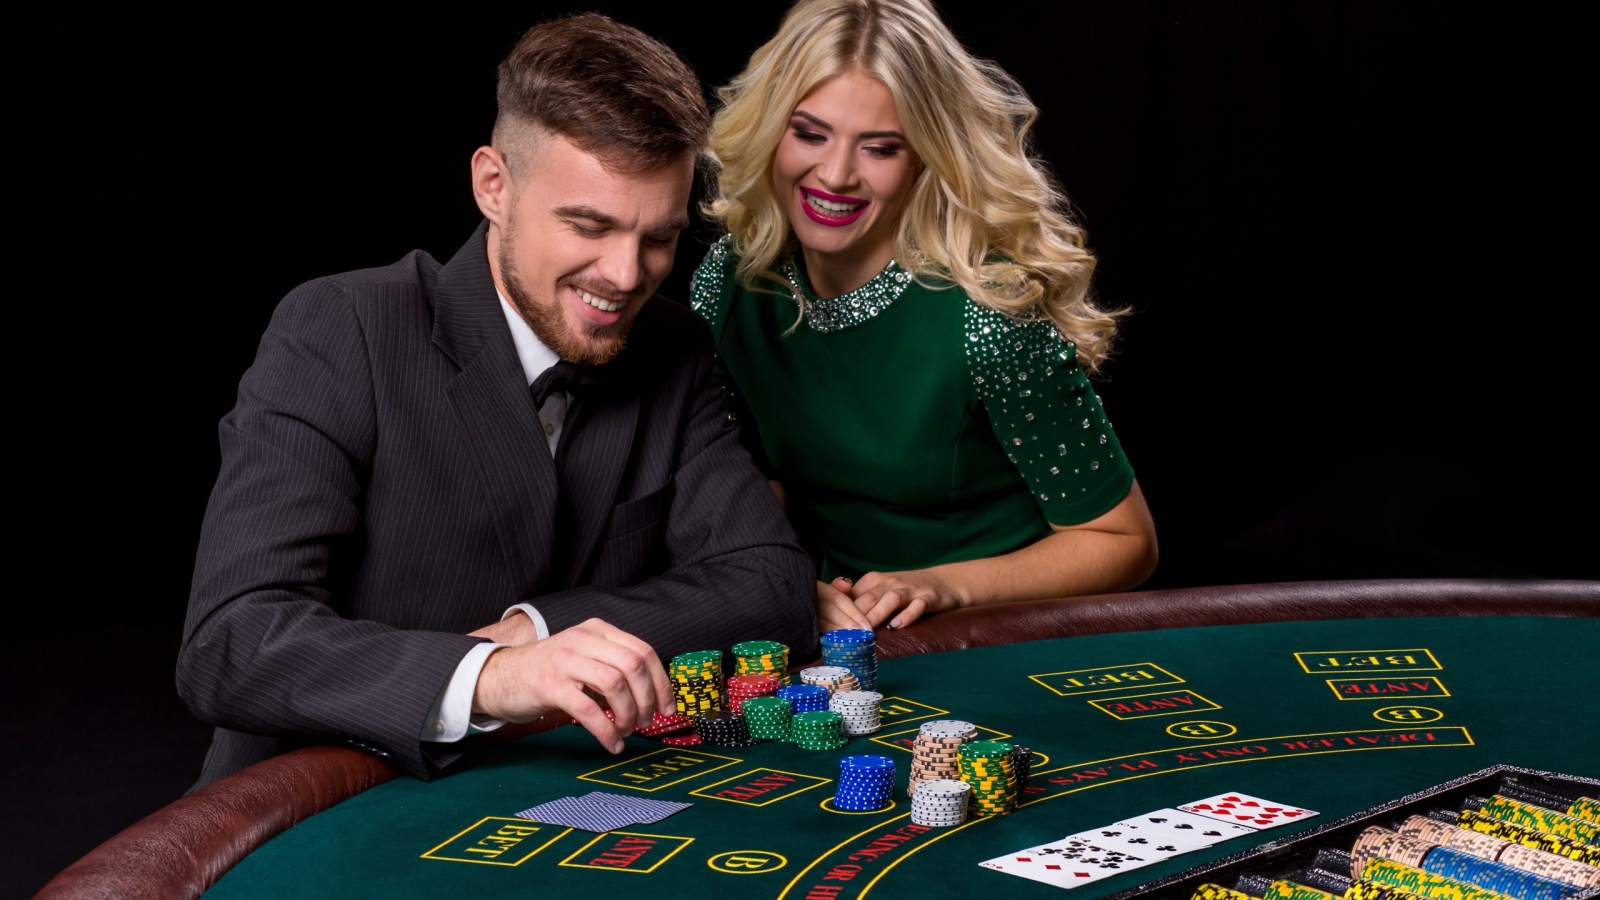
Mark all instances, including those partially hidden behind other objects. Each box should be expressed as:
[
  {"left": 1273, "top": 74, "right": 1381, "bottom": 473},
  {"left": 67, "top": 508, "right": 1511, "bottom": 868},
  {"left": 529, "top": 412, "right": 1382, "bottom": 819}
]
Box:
[
  {"left": 584, "top": 636, "right": 664, "bottom": 729},
  {"left": 578, "top": 620, "right": 672, "bottom": 716},
  {"left": 574, "top": 657, "right": 641, "bottom": 739},
  {"left": 558, "top": 687, "right": 626, "bottom": 753}
]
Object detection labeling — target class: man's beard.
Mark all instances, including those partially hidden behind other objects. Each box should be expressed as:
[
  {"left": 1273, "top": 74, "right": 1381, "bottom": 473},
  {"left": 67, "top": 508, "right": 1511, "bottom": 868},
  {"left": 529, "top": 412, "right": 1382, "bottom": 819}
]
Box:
[{"left": 498, "top": 227, "right": 632, "bottom": 367}]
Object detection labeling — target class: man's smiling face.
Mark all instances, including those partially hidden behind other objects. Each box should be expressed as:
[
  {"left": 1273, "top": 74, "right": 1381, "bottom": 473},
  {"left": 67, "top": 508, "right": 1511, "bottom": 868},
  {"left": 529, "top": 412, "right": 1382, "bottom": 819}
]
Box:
[{"left": 478, "top": 129, "right": 693, "bottom": 365}]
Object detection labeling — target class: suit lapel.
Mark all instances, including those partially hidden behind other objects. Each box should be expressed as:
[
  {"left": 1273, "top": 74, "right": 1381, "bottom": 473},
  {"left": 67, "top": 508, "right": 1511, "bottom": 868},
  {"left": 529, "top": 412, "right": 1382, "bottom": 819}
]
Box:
[
  {"left": 557, "top": 387, "right": 640, "bottom": 588},
  {"left": 433, "top": 223, "right": 560, "bottom": 594}
]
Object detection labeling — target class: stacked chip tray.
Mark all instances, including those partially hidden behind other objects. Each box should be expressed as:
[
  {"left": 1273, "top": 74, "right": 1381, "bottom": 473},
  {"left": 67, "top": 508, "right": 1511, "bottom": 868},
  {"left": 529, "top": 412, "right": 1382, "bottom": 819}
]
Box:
[{"left": 1100, "top": 766, "right": 1600, "bottom": 900}]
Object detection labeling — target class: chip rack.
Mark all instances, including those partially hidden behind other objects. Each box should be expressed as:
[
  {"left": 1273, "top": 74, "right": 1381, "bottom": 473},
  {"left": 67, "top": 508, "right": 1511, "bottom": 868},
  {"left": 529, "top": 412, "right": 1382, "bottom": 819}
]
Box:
[{"left": 1102, "top": 766, "right": 1600, "bottom": 900}]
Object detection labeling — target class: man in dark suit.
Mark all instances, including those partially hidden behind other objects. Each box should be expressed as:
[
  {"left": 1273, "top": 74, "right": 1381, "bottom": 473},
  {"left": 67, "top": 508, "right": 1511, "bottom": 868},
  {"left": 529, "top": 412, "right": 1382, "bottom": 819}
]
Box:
[{"left": 178, "top": 14, "right": 817, "bottom": 787}]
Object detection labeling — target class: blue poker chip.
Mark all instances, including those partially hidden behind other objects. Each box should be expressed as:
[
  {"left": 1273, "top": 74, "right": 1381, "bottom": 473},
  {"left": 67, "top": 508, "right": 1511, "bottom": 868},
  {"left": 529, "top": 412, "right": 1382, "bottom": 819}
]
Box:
[
  {"left": 840, "top": 755, "right": 896, "bottom": 770},
  {"left": 821, "top": 629, "right": 875, "bottom": 643},
  {"left": 834, "top": 799, "right": 892, "bottom": 811}
]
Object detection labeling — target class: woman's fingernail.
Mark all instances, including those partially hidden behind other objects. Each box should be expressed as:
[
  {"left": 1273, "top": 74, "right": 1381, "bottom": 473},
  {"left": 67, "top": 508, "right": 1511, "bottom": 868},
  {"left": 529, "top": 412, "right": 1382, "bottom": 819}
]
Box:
[
  {"left": 890, "top": 619, "right": 902, "bottom": 629},
  {"left": 613, "top": 740, "right": 625, "bottom": 754}
]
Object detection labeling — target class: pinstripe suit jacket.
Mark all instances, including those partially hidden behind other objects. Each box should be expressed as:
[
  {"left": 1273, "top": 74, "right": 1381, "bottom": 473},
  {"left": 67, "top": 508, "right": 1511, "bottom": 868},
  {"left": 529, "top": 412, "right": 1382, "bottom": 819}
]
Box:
[{"left": 178, "top": 223, "right": 818, "bottom": 783}]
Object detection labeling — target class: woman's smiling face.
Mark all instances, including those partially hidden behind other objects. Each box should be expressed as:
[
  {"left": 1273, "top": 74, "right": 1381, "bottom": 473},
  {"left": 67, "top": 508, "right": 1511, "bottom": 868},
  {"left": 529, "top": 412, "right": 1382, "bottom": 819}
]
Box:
[{"left": 771, "top": 68, "right": 918, "bottom": 277}]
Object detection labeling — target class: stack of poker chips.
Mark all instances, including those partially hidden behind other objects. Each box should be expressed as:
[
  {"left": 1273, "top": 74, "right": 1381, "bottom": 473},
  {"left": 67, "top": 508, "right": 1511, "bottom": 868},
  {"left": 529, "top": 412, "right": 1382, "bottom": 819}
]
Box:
[
  {"left": 799, "top": 666, "right": 860, "bottom": 695},
  {"left": 694, "top": 710, "right": 758, "bottom": 747},
  {"left": 732, "top": 640, "right": 791, "bottom": 686},
  {"left": 833, "top": 755, "right": 896, "bottom": 811},
  {"left": 1456, "top": 810, "right": 1600, "bottom": 865},
  {"left": 1399, "top": 817, "right": 1598, "bottom": 890},
  {"left": 910, "top": 778, "right": 970, "bottom": 827},
  {"left": 1344, "top": 882, "right": 1426, "bottom": 900},
  {"left": 777, "top": 683, "right": 831, "bottom": 713},
  {"left": 1351, "top": 826, "right": 1582, "bottom": 899},
  {"left": 726, "top": 673, "right": 780, "bottom": 712},
  {"left": 1192, "top": 886, "right": 1258, "bottom": 900},
  {"left": 1570, "top": 797, "right": 1600, "bottom": 822},
  {"left": 828, "top": 690, "right": 884, "bottom": 735},
  {"left": 820, "top": 629, "right": 878, "bottom": 690},
  {"left": 907, "top": 720, "right": 977, "bottom": 797},
  {"left": 1008, "top": 744, "right": 1033, "bottom": 794},
  {"left": 1261, "top": 881, "right": 1337, "bottom": 900},
  {"left": 1424, "top": 848, "right": 1575, "bottom": 900},
  {"left": 740, "top": 696, "right": 793, "bottom": 741},
  {"left": 1471, "top": 796, "right": 1599, "bottom": 847},
  {"left": 670, "top": 650, "right": 725, "bottom": 718},
  {"left": 790, "top": 710, "right": 848, "bottom": 750},
  {"left": 958, "top": 740, "right": 1018, "bottom": 817},
  {"left": 1357, "top": 858, "right": 1511, "bottom": 900},
  {"left": 1349, "top": 828, "right": 1439, "bottom": 877},
  {"left": 609, "top": 709, "right": 694, "bottom": 737}
]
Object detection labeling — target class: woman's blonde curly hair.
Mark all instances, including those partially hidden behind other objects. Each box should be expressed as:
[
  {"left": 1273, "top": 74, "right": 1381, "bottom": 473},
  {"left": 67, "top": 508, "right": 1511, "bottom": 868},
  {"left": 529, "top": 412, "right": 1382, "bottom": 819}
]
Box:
[{"left": 703, "top": 0, "right": 1124, "bottom": 371}]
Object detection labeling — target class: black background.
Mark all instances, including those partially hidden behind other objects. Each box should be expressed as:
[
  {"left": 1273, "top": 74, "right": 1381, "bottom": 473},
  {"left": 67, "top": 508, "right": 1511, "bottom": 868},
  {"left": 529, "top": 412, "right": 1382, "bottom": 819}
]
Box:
[{"left": 9, "top": 3, "right": 1592, "bottom": 894}]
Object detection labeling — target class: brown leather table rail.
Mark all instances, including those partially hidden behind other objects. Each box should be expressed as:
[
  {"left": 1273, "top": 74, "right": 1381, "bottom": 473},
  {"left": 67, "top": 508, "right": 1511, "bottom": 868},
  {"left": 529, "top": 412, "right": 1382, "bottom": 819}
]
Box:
[{"left": 38, "top": 578, "right": 1599, "bottom": 900}]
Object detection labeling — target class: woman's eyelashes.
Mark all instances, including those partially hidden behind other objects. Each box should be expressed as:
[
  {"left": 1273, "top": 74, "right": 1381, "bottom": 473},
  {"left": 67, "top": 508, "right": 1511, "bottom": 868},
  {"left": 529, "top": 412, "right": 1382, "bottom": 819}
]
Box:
[{"left": 789, "top": 127, "right": 903, "bottom": 160}]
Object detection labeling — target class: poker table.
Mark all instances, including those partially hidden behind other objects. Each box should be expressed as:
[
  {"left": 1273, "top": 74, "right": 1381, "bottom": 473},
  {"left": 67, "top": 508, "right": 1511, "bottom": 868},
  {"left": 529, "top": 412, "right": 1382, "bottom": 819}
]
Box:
[{"left": 41, "top": 579, "right": 1599, "bottom": 900}]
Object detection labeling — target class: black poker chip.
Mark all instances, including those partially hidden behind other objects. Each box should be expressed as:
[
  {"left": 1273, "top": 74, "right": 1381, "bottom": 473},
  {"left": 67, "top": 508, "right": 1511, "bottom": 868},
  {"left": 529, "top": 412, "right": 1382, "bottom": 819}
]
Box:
[{"left": 694, "top": 710, "right": 758, "bottom": 747}]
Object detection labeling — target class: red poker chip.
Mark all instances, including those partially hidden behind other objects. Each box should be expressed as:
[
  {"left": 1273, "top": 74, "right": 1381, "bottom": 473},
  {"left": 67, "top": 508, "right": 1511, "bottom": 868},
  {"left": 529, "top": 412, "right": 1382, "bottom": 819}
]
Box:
[
  {"left": 662, "top": 733, "right": 704, "bottom": 746},
  {"left": 638, "top": 712, "right": 695, "bottom": 736}
]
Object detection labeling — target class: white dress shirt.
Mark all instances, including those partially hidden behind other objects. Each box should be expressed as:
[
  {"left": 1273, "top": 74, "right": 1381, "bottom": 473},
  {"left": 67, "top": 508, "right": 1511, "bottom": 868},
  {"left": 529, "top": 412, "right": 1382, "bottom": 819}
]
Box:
[{"left": 420, "top": 291, "right": 564, "bottom": 742}]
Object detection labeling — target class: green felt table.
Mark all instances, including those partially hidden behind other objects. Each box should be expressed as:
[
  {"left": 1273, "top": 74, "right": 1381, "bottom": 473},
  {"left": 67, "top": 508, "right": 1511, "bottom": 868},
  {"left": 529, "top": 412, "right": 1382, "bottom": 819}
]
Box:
[{"left": 202, "top": 616, "right": 1600, "bottom": 899}]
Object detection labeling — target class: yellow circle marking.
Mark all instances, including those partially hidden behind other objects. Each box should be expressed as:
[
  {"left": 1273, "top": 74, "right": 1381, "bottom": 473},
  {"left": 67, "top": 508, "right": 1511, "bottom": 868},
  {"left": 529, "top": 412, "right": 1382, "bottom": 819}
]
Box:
[
  {"left": 1165, "top": 720, "right": 1238, "bottom": 739},
  {"left": 1372, "top": 705, "right": 1444, "bottom": 724},
  {"left": 1029, "top": 750, "right": 1050, "bottom": 767},
  {"left": 708, "top": 850, "right": 788, "bottom": 874},
  {"left": 820, "top": 796, "right": 899, "bottom": 816}
]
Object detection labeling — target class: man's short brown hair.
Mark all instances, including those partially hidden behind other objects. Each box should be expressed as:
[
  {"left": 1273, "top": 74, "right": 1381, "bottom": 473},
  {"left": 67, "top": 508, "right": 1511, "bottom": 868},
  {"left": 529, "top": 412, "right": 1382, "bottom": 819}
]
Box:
[{"left": 495, "top": 13, "right": 710, "bottom": 172}]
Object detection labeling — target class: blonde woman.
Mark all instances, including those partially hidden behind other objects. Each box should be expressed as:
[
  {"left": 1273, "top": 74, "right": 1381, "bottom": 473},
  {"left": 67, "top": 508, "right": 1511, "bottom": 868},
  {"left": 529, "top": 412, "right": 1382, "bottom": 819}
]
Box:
[{"left": 691, "top": 0, "right": 1158, "bottom": 634}]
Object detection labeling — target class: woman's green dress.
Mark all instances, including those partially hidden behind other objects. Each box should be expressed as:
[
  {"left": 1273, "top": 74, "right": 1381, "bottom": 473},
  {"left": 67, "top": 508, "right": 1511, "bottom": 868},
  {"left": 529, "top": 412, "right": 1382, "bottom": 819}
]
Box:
[{"left": 690, "top": 237, "right": 1135, "bottom": 581}]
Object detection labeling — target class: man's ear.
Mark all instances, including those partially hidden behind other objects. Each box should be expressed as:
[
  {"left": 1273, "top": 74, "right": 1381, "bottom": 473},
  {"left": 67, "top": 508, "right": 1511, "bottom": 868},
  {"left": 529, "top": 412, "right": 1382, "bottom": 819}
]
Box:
[{"left": 471, "top": 146, "right": 512, "bottom": 225}]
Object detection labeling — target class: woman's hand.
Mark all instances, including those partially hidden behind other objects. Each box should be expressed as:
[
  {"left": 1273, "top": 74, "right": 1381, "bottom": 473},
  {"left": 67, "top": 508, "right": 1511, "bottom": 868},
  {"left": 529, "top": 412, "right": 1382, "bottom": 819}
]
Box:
[
  {"left": 817, "top": 578, "right": 874, "bottom": 632},
  {"left": 846, "top": 569, "right": 965, "bottom": 630}
]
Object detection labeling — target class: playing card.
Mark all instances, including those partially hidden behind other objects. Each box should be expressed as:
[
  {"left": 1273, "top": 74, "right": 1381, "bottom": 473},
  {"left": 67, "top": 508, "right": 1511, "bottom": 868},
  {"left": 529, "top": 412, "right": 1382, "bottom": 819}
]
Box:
[
  {"left": 1112, "top": 809, "right": 1258, "bottom": 854},
  {"left": 516, "top": 796, "right": 640, "bottom": 832},
  {"left": 1178, "top": 792, "right": 1317, "bottom": 829},
  {"left": 578, "top": 791, "right": 693, "bottom": 824},
  {"left": 980, "top": 834, "right": 1158, "bottom": 888}
]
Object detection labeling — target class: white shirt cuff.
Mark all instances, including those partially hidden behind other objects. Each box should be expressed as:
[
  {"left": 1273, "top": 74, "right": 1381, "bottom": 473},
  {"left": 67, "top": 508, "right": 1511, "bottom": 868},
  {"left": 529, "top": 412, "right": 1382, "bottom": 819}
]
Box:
[
  {"left": 504, "top": 603, "right": 551, "bottom": 640},
  {"left": 421, "top": 642, "right": 506, "bottom": 742}
]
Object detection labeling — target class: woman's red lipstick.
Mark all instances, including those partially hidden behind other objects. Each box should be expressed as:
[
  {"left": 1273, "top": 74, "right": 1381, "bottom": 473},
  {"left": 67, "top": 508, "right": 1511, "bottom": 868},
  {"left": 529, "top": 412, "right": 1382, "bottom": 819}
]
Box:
[{"left": 799, "top": 186, "right": 869, "bottom": 226}]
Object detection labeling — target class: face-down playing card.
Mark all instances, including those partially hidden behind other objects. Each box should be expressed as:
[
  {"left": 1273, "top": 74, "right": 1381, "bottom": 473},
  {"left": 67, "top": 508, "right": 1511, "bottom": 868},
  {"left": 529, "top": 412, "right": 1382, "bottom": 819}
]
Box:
[
  {"left": 1178, "top": 792, "right": 1317, "bottom": 829},
  {"left": 577, "top": 791, "right": 692, "bottom": 824},
  {"left": 978, "top": 833, "right": 1158, "bottom": 889},
  {"left": 516, "top": 796, "right": 641, "bottom": 833},
  {"left": 516, "top": 791, "right": 694, "bottom": 832}
]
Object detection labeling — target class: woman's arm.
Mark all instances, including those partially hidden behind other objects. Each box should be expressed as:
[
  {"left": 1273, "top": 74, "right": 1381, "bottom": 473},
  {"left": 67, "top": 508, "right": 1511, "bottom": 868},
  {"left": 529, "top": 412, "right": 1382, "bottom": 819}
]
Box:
[{"left": 846, "top": 481, "right": 1157, "bottom": 629}]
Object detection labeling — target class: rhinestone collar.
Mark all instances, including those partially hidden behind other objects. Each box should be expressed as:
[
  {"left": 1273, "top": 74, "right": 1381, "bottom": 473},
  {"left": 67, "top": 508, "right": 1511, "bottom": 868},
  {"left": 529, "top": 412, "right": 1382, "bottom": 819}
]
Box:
[{"left": 780, "top": 255, "right": 914, "bottom": 334}]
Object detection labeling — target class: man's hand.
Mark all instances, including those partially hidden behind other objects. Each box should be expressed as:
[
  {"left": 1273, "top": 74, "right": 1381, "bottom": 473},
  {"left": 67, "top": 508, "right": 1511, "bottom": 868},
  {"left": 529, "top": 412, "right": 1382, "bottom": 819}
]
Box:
[
  {"left": 816, "top": 578, "right": 873, "bottom": 632},
  {"left": 847, "top": 569, "right": 965, "bottom": 630},
  {"left": 472, "top": 618, "right": 673, "bottom": 754},
  {"left": 467, "top": 610, "right": 541, "bottom": 646}
]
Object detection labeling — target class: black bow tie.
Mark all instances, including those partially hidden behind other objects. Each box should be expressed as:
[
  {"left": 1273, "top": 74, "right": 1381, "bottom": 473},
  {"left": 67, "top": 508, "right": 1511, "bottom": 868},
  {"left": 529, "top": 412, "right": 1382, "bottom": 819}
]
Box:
[{"left": 530, "top": 360, "right": 584, "bottom": 409}]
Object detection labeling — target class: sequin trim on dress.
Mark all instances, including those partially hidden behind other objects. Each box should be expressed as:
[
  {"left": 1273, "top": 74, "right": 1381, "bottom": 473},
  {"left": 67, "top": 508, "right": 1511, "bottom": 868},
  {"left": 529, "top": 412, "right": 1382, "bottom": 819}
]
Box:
[
  {"left": 779, "top": 255, "right": 913, "bottom": 334},
  {"left": 964, "top": 301, "right": 1117, "bottom": 505}
]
